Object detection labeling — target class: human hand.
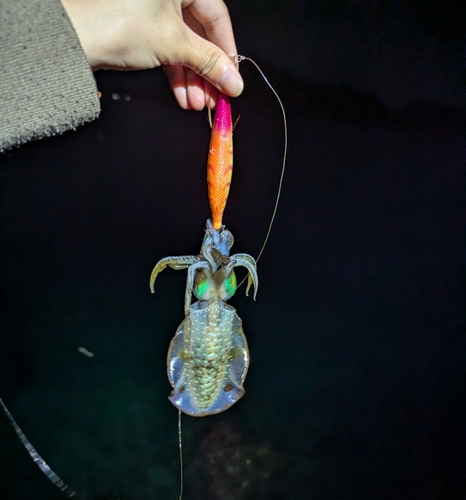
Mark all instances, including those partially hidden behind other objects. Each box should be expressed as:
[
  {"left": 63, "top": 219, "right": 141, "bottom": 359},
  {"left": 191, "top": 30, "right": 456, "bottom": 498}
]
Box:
[{"left": 61, "top": 0, "right": 243, "bottom": 110}]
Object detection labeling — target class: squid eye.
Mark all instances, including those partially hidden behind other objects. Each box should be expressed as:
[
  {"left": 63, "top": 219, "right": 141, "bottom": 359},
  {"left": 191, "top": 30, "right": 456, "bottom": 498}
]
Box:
[
  {"left": 194, "top": 277, "right": 209, "bottom": 299},
  {"left": 194, "top": 270, "right": 212, "bottom": 299},
  {"left": 223, "top": 271, "right": 237, "bottom": 298}
]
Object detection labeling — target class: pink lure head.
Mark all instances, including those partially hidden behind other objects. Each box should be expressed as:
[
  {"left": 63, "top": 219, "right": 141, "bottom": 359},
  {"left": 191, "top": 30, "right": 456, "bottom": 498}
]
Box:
[{"left": 213, "top": 92, "right": 232, "bottom": 133}]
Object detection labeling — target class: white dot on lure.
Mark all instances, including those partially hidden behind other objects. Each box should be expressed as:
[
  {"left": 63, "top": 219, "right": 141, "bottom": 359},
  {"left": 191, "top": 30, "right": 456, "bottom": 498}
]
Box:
[{"left": 78, "top": 347, "right": 94, "bottom": 358}]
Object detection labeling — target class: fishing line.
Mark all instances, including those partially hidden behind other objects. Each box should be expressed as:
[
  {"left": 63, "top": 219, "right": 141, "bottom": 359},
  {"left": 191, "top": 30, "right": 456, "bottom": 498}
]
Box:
[
  {"left": 2, "top": 395, "right": 185, "bottom": 500},
  {"left": 232, "top": 55, "right": 288, "bottom": 285},
  {"left": 0, "top": 398, "right": 84, "bottom": 499},
  {"left": 177, "top": 410, "right": 184, "bottom": 500}
]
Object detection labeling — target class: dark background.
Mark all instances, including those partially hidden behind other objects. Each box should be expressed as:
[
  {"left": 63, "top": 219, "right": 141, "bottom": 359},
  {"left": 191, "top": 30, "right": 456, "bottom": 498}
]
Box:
[{"left": 1, "top": 1, "right": 464, "bottom": 499}]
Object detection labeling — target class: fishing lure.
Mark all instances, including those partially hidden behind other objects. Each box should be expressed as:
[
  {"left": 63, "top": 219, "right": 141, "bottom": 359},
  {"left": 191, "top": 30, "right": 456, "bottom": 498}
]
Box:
[
  {"left": 207, "top": 92, "right": 234, "bottom": 231},
  {"left": 150, "top": 93, "right": 258, "bottom": 417}
]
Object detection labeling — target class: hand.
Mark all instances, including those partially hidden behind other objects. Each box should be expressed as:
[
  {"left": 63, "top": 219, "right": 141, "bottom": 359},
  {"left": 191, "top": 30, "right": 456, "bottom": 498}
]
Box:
[{"left": 61, "top": 0, "right": 243, "bottom": 110}]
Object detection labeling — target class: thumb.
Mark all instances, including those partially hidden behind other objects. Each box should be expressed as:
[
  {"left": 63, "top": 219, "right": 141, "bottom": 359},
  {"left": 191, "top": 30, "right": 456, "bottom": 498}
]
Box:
[{"left": 174, "top": 26, "right": 244, "bottom": 97}]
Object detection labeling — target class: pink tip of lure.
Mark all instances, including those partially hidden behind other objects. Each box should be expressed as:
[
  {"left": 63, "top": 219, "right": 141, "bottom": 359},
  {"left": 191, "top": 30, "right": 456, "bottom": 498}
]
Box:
[{"left": 207, "top": 93, "right": 233, "bottom": 230}]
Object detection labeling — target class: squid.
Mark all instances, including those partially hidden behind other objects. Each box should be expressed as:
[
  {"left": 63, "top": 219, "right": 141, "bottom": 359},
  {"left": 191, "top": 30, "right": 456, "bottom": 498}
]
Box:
[{"left": 150, "top": 93, "right": 258, "bottom": 417}]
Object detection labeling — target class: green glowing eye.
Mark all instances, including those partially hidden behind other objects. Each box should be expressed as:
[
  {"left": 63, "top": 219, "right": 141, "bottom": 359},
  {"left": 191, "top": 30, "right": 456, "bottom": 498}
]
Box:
[
  {"left": 224, "top": 271, "right": 237, "bottom": 297},
  {"left": 195, "top": 278, "right": 209, "bottom": 298}
]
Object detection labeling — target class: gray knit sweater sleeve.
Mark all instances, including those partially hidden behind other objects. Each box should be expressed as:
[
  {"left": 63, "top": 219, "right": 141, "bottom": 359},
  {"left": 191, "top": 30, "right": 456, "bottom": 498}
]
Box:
[{"left": 0, "top": 0, "right": 101, "bottom": 151}]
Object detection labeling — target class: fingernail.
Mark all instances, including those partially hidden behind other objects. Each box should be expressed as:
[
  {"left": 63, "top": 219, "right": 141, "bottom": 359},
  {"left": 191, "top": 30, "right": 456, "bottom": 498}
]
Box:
[{"left": 219, "top": 68, "right": 244, "bottom": 97}]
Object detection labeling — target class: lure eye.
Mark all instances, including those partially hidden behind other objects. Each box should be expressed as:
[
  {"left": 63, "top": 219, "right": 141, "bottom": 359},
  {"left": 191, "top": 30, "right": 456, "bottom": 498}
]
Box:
[{"left": 222, "top": 271, "right": 237, "bottom": 299}]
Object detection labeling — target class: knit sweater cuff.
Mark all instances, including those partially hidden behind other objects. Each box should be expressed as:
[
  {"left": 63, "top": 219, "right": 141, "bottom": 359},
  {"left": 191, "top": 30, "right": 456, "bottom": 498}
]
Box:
[{"left": 0, "top": 0, "right": 101, "bottom": 151}]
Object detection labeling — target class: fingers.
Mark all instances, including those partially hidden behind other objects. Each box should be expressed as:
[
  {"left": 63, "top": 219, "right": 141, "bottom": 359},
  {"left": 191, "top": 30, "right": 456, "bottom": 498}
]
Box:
[
  {"left": 186, "top": 69, "right": 206, "bottom": 110},
  {"left": 175, "top": 28, "right": 243, "bottom": 96},
  {"left": 184, "top": 0, "right": 238, "bottom": 56},
  {"left": 204, "top": 81, "right": 217, "bottom": 109},
  {"left": 174, "top": 4, "right": 234, "bottom": 108},
  {"left": 163, "top": 65, "right": 218, "bottom": 110},
  {"left": 164, "top": 65, "right": 190, "bottom": 109},
  {"left": 179, "top": 0, "right": 243, "bottom": 97},
  {"left": 159, "top": 0, "right": 244, "bottom": 109},
  {"left": 180, "top": 8, "right": 210, "bottom": 109}
]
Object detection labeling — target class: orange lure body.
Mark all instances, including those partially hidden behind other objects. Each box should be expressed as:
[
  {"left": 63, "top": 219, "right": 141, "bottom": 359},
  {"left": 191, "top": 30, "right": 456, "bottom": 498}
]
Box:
[{"left": 207, "top": 93, "right": 233, "bottom": 230}]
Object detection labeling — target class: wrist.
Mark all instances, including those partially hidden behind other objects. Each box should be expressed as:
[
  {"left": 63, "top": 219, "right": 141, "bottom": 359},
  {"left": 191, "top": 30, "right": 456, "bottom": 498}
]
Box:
[{"left": 60, "top": 0, "right": 102, "bottom": 70}]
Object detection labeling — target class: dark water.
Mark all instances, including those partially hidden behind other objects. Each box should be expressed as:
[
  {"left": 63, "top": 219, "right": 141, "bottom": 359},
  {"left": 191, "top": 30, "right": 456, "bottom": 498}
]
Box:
[{"left": 1, "top": 2, "right": 464, "bottom": 499}]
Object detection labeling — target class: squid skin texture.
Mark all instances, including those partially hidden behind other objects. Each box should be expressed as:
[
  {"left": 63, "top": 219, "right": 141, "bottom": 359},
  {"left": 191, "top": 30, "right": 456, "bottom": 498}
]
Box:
[
  {"left": 207, "top": 93, "right": 233, "bottom": 230},
  {"left": 167, "top": 300, "right": 249, "bottom": 417}
]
